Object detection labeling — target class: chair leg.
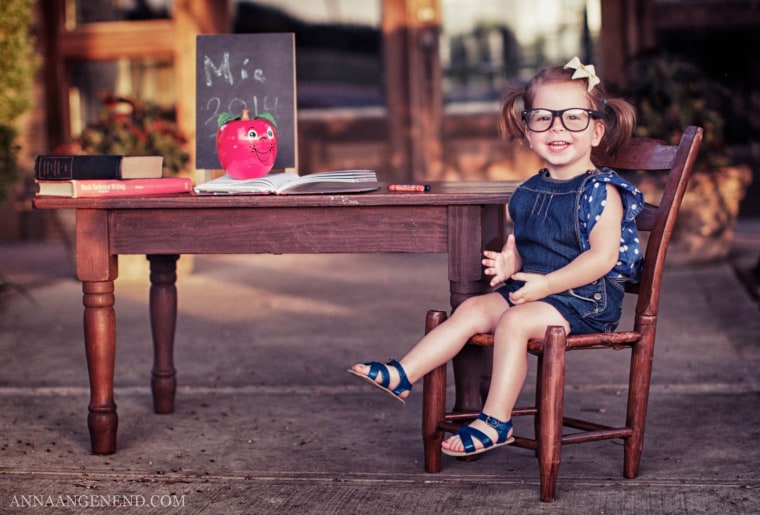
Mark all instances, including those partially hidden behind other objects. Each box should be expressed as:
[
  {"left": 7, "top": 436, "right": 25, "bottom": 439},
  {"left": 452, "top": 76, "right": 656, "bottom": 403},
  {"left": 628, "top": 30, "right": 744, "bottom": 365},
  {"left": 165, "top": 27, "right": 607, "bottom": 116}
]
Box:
[
  {"left": 624, "top": 321, "right": 656, "bottom": 478},
  {"left": 422, "top": 310, "right": 448, "bottom": 473},
  {"left": 536, "top": 326, "right": 567, "bottom": 502},
  {"left": 533, "top": 352, "right": 544, "bottom": 456}
]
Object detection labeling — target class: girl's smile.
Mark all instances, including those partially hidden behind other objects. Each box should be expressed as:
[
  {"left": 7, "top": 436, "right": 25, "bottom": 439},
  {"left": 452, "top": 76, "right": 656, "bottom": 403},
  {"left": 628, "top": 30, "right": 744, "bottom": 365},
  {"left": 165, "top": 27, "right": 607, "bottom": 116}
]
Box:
[{"left": 547, "top": 140, "right": 571, "bottom": 152}]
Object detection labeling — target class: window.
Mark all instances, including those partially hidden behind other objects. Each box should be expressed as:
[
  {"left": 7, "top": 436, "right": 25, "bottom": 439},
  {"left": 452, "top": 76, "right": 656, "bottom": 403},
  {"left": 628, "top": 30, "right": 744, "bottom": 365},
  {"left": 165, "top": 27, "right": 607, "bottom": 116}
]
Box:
[
  {"left": 62, "top": 1, "right": 176, "bottom": 136},
  {"left": 233, "top": 1, "right": 383, "bottom": 108},
  {"left": 68, "top": 0, "right": 171, "bottom": 27},
  {"left": 440, "top": 0, "right": 601, "bottom": 103}
]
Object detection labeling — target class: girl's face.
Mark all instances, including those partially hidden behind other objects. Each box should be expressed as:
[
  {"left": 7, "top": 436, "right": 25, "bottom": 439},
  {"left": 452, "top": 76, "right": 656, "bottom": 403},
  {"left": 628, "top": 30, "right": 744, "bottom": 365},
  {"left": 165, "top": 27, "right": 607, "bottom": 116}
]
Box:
[{"left": 524, "top": 81, "right": 604, "bottom": 179}]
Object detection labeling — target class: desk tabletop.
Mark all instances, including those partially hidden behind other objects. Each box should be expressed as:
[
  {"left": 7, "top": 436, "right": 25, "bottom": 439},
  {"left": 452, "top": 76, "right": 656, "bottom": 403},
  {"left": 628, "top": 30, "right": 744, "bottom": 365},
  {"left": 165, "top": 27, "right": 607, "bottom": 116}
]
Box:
[{"left": 33, "top": 181, "right": 517, "bottom": 210}]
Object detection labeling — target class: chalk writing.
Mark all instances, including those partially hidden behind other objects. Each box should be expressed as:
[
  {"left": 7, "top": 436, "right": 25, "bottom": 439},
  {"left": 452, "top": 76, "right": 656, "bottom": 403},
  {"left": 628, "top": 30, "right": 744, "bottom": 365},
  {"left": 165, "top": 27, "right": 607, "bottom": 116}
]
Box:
[{"left": 203, "top": 53, "right": 266, "bottom": 87}]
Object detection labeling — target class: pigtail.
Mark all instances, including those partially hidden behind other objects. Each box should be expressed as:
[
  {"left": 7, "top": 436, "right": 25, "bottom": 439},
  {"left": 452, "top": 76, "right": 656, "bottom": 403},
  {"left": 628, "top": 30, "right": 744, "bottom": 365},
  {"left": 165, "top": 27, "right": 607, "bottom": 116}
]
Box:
[
  {"left": 498, "top": 86, "right": 526, "bottom": 140},
  {"left": 598, "top": 97, "right": 637, "bottom": 155}
]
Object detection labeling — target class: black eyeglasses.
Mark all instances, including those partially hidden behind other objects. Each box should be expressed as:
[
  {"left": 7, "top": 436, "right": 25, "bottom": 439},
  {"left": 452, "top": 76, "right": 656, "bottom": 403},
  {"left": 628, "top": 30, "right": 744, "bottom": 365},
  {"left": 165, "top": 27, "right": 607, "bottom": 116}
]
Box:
[{"left": 522, "top": 108, "right": 602, "bottom": 133}]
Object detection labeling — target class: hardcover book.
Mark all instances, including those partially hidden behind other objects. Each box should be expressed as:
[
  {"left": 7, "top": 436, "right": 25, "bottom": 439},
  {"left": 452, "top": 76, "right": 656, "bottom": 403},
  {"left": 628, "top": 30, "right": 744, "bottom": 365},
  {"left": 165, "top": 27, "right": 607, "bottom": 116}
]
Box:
[
  {"left": 34, "top": 155, "right": 164, "bottom": 180},
  {"left": 193, "top": 170, "right": 379, "bottom": 195},
  {"left": 35, "top": 177, "right": 193, "bottom": 198}
]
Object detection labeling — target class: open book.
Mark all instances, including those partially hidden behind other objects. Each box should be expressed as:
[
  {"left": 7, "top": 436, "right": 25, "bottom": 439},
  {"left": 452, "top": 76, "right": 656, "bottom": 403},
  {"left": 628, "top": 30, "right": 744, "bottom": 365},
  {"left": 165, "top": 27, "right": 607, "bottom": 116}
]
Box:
[{"left": 194, "top": 170, "right": 380, "bottom": 195}]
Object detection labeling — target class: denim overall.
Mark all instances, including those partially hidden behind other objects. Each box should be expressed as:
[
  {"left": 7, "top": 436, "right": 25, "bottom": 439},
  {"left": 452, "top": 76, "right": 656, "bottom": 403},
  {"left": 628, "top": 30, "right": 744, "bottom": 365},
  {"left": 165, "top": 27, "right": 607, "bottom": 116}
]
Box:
[{"left": 497, "top": 170, "right": 626, "bottom": 334}]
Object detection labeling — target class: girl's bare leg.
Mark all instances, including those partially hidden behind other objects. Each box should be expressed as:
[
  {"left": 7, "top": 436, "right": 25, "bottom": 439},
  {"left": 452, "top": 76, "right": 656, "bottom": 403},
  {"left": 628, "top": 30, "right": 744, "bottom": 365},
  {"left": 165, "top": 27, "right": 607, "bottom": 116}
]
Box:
[
  {"left": 349, "top": 293, "right": 510, "bottom": 400},
  {"left": 441, "top": 301, "right": 569, "bottom": 452}
]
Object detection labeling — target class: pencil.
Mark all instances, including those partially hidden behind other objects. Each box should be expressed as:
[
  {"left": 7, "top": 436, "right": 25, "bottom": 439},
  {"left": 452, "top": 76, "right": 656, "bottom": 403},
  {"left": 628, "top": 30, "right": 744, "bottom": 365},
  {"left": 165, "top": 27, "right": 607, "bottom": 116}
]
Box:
[{"left": 388, "top": 184, "right": 431, "bottom": 192}]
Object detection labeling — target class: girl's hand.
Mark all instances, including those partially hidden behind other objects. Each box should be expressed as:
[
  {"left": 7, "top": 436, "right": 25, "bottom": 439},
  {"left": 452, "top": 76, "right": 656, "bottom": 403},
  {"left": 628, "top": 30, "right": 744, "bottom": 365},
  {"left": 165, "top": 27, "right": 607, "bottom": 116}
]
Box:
[
  {"left": 483, "top": 234, "right": 522, "bottom": 287},
  {"left": 508, "top": 272, "right": 551, "bottom": 304}
]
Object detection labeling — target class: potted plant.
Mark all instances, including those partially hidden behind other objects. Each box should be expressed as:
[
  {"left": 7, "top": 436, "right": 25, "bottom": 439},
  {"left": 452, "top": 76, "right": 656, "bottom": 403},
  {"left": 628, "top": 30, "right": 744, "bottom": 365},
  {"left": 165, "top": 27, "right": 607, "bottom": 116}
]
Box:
[
  {"left": 57, "top": 93, "right": 190, "bottom": 176},
  {"left": 622, "top": 54, "right": 752, "bottom": 263},
  {"left": 56, "top": 94, "right": 193, "bottom": 281}
]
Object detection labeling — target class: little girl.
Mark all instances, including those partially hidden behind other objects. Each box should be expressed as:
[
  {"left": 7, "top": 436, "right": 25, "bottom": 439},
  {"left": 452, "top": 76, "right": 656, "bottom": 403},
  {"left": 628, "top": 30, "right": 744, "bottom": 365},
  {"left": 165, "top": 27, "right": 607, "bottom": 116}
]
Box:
[{"left": 350, "top": 57, "right": 644, "bottom": 457}]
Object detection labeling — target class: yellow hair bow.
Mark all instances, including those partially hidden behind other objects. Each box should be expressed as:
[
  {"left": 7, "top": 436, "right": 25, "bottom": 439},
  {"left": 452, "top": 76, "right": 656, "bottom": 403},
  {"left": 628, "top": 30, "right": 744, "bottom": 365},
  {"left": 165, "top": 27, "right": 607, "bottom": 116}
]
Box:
[{"left": 564, "top": 56, "right": 601, "bottom": 92}]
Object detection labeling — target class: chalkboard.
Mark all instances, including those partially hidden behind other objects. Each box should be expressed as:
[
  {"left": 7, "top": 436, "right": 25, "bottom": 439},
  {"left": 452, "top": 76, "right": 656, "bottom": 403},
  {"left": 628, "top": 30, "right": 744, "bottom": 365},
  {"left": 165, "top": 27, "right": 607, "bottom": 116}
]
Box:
[{"left": 195, "top": 33, "right": 296, "bottom": 170}]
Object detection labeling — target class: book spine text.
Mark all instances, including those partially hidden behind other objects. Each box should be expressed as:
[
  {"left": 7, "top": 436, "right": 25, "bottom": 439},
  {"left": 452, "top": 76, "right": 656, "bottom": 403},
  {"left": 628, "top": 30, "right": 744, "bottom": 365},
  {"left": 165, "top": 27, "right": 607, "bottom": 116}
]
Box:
[{"left": 70, "top": 178, "right": 192, "bottom": 198}]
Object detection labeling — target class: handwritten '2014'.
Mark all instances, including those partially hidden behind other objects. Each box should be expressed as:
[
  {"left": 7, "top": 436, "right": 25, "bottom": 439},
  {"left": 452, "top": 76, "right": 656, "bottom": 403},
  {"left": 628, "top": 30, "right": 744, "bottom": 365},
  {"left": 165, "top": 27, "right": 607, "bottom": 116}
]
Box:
[{"left": 203, "top": 96, "right": 281, "bottom": 140}]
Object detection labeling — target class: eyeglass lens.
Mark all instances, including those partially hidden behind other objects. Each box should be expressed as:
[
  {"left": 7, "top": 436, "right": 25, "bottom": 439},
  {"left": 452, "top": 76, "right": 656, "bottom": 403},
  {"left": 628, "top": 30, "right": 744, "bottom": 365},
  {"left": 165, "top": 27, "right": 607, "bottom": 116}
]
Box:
[{"left": 524, "top": 109, "right": 593, "bottom": 132}]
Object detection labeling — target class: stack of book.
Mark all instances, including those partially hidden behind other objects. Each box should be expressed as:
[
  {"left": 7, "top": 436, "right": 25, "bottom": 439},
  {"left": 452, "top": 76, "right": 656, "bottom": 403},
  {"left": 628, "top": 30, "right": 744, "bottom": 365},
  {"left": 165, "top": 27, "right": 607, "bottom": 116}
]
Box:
[{"left": 34, "top": 155, "right": 193, "bottom": 198}]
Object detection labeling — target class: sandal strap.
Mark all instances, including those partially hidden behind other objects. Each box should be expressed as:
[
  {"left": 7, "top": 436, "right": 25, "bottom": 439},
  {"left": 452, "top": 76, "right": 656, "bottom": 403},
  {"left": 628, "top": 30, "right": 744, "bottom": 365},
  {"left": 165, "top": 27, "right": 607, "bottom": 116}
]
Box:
[
  {"left": 476, "top": 412, "right": 513, "bottom": 444},
  {"left": 386, "top": 359, "right": 413, "bottom": 396},
  {"left": 455, "top": 413, "right": 513, "bottom": 453},
  {"left": 364, "top": 361, "right": 391, "bottom": 388},
  {"left": 455, "top": 425, "right": 494, "bottom": 454},
  {"left": 363, "top": 359, "right": 413, "bottom": 396}
]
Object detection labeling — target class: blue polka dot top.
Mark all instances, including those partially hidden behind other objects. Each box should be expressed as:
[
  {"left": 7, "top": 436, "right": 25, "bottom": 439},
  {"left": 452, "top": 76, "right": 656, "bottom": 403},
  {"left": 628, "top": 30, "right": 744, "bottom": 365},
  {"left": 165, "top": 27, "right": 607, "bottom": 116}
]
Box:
[{"left": 579, "top": 168, "right": 644, "bottom": 282}]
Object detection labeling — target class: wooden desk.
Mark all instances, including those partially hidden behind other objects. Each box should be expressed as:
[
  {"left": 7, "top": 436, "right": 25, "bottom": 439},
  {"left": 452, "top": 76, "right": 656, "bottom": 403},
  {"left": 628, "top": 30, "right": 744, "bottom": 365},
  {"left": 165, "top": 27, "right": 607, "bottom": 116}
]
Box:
[{"left": 34, "top": 182, "right": 513, "bottom": 454}]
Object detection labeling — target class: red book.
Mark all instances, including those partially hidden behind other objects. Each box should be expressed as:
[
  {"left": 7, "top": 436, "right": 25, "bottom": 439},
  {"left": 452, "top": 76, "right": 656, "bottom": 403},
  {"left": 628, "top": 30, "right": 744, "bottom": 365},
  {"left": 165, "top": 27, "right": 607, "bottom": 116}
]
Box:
[{"left": 35, "top": 177, "right": 193, "bottom": 198}]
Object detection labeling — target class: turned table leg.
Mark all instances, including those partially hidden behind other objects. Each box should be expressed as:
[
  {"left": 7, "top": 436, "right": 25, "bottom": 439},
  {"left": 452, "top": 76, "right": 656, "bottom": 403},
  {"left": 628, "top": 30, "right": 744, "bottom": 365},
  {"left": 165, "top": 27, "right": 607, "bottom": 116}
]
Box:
[
  {"left": 76, "top": 209, "right": 119, "bottom": 455},
  {"left": 148, "top": 254, "right": 179, "bottom": 414},
  {"left": 83, "top": 280, "right": 118, "bottom": 455}
]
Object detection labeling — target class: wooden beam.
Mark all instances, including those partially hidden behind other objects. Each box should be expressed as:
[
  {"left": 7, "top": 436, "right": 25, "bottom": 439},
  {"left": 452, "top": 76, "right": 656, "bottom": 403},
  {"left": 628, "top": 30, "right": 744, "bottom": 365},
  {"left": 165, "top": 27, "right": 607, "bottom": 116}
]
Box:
[
  {"left": 406, "top": 0, "right": 444, "bottom": 182},
  {"left": 599, "top": 0, "right": 627, "bottom": 86},
  {"left": 59, "top": 20, "right": 175, "bottom": 60},
  {"left": 382, "top": 0, "right": 443, "bottom": 182},
  {"left": 653, "top": 2, "right": 760, "bottom": 30},
  {"left": 382, "top": 0, "right": 413, "bottom": 182},
  {"left": 39, "top": 0, "right": 70, "bottom": 150}
]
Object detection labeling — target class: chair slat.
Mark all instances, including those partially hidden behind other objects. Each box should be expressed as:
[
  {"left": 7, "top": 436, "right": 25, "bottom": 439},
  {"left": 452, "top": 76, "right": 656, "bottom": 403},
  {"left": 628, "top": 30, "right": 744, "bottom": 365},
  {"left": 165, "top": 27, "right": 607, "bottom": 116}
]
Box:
[{"left": 593, "top": 137, "right": 678, "bottom": 170}]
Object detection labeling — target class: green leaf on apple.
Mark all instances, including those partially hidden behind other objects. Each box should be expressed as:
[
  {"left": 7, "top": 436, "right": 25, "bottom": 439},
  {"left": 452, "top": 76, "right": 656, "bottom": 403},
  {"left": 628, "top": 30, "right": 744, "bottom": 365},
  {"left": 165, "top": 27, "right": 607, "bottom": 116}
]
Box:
[
  {"left": 255, "top": 111, "right": 277, "bottom": 128},
  {"left": 217, "top": 112, "right": 239, "bottom": 128}
]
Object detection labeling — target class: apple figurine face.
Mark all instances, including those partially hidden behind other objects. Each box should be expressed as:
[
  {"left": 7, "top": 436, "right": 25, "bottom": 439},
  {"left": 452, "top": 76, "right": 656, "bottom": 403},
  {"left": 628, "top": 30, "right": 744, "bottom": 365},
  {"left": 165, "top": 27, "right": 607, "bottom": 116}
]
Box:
[{"left": 216, "top": 110, "right": 278, "bottom": 179}]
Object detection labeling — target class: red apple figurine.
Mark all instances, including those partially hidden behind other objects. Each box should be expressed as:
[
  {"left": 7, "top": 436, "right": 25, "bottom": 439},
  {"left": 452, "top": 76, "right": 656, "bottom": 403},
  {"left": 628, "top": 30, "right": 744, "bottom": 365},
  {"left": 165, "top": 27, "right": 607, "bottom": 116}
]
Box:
[{"left": 216, "top": 109, "right": 278, "bottom": 179}]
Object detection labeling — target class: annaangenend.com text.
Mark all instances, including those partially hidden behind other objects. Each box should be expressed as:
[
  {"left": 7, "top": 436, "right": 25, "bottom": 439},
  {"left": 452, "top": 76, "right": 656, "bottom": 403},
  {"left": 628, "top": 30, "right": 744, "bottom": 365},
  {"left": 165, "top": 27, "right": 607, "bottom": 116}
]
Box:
[{"left": 9, "top": 494, "right": 186, "bottom": 509}]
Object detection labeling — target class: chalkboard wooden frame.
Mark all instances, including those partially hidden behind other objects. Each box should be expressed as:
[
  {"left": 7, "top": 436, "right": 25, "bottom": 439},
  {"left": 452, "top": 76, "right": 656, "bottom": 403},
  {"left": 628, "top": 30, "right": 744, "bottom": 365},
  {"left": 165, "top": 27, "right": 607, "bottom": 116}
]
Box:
[{"left": 195, "top": 33, "right": 297, "bottom": 171}]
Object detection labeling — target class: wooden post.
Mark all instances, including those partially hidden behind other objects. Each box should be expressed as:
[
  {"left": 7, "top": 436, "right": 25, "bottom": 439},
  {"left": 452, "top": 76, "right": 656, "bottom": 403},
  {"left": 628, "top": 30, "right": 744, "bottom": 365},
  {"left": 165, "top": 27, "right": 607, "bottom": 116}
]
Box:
[
  {"left": 382, "top": 0, "right": 444, "bottom": 182},
  {"left": 172, "top": 0, "right": 232, "bottom": 174}
]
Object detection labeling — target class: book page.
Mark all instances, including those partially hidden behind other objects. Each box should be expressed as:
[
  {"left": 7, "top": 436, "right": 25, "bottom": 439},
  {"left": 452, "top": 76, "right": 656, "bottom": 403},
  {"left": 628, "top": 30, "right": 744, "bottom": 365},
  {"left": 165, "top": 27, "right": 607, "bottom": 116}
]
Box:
[
  {"left": 194, "top": 170, "right": 377, "bottom": 195},
  {"left": 194, "top": 172, "right": 295, "bottom": 194},
  {"left": 279, "top": 170, "right": 377, "bottom": 192}
]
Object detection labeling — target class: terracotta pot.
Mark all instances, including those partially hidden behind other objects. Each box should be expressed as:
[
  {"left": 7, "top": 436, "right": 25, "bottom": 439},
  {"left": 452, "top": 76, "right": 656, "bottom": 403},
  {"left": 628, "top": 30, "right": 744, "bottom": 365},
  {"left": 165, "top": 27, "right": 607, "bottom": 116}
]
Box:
[{"left": 667, "top": 165, "right": 752, "bottom": 264}]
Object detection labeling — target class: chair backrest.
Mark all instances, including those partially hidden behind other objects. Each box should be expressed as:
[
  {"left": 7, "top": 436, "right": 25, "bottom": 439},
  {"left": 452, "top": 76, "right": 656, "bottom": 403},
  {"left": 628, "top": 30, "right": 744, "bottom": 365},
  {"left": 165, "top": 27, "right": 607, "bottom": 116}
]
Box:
[{"left": 592, "top": 126, "right": 703, "bottom": 319}]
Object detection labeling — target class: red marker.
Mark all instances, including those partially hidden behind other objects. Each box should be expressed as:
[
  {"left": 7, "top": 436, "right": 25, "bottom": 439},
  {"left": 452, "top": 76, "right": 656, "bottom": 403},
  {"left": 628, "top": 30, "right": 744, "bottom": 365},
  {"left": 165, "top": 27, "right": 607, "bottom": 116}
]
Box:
[{"left": 389, "top": 184, "right": 431, "bottom": 192}]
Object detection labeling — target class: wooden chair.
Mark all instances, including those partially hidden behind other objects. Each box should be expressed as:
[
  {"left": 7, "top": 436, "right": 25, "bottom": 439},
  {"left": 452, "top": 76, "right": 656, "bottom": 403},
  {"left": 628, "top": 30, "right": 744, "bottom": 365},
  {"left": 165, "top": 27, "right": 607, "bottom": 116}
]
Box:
[{"left": 421, "top": 126, "right": 703, "bottom": 502}]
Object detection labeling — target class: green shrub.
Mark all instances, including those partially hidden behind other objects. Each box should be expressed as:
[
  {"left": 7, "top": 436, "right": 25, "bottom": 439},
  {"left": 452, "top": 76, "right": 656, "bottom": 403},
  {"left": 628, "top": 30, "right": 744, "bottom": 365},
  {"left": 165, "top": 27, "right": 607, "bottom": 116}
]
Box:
[
  {"left": 0, "top": 0, "right": 38, "bottom": 201},
  {"left": 624, "top": 54, "right": 731, "bottom": 170}
]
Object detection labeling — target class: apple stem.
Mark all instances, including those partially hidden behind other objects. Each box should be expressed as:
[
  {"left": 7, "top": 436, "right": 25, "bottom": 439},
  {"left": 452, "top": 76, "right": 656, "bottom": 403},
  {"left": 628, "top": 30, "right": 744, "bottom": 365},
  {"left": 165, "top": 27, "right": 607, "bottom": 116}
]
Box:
[{"left": 241, "top": 108, "right": 250, "bottom": 120}]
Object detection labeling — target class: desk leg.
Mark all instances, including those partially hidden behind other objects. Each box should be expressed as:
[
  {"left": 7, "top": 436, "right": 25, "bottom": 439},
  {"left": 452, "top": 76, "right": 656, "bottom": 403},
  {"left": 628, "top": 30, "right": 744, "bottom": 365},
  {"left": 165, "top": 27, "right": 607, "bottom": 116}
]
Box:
[
  {"left": 448, "top": 204, "right": 505, "bottom": 413},
  {"left": 83, "top": 280, "right": 118, "bottom": 455},
  {"left": 148, "top": 254, "right": 179, "bottom": 414},
  {"left": 76, "top": 208, "right": 119, "bottom": 455},
  {"left": 450, "top": 288, "right": 490, "bottom": 413}
]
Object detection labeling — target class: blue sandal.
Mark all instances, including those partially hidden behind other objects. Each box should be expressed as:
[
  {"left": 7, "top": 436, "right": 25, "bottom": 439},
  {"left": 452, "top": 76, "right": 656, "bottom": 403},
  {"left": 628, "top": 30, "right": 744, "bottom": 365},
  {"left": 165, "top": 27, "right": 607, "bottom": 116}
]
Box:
[
  {"left": 348, "top": 359, "right": 413, "bottom": 404},
  {"left": 441, "top": 412, "right": 515, "bottom": 457}
]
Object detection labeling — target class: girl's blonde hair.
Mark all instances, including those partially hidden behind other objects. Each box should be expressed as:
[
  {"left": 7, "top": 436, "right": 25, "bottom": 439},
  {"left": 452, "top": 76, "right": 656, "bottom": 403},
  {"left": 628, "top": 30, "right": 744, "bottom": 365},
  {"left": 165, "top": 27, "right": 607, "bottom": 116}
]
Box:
[{"left": 498, "top": 63, "right": 636, "bottom": 156}]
